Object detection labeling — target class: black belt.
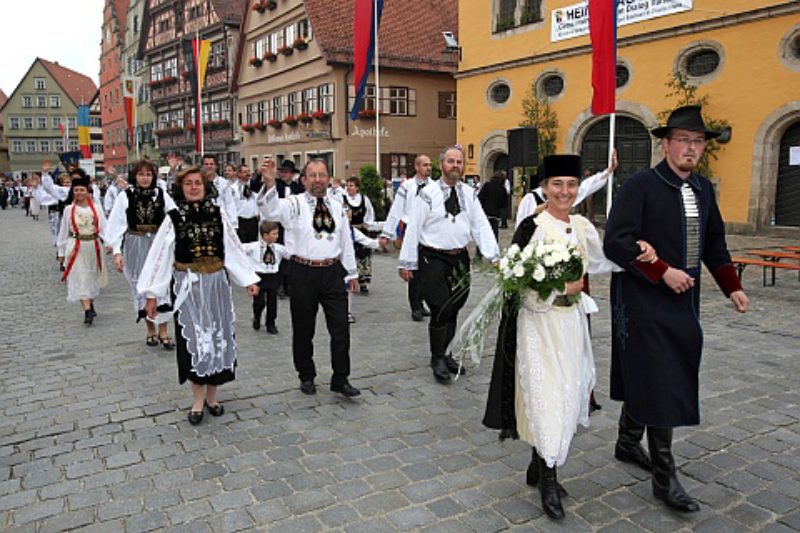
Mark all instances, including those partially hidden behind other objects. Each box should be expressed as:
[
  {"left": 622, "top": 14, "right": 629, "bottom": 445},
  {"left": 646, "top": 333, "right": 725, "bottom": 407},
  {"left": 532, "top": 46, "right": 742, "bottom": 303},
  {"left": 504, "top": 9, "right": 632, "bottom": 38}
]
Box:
[{"left": 420, "top": 245, "right": 467, "bottom": 256}]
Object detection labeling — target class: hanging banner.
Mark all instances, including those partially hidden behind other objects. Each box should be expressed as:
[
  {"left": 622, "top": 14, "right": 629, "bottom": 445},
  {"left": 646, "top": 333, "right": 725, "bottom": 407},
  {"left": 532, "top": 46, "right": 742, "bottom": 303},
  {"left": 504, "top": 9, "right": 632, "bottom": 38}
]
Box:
[
  {"left": 551, "top": 0, "right": 692, "bottom": 42},
  {"left": 122, "top": 76, "right": 137, "bottom": 147}
]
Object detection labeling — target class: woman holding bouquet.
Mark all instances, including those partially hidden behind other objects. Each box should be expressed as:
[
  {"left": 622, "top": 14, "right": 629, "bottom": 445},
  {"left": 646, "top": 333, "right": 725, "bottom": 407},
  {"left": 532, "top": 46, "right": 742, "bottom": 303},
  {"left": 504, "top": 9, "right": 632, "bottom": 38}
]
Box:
[{"left": 482, "top": 155, "right": 656, "bottom": 520}]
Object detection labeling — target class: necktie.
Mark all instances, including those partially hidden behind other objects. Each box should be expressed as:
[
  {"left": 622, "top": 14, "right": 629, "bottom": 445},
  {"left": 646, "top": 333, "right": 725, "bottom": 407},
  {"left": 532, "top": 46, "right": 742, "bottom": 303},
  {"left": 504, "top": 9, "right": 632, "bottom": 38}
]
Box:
[
  {"left": 243, "top": 184, "right": 251, "bottom": 199},
  {"left": 416, "top": 181, "right": 427, "bottom": 196},
  {"left": 262, "top": 244, "right": 275, "bottom": 265},
  {"left": 444, "top": 186, "right": 460, "bottom": 217},
  {"left": 313, "top": 197, "right": 336, "bottom": 233}
]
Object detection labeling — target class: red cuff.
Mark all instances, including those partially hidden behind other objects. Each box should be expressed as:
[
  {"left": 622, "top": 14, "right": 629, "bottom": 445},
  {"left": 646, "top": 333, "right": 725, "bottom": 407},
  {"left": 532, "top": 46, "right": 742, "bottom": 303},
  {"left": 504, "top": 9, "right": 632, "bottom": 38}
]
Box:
[
  {"left": 631, "top": 258, "right": 670, "bottom": 283},
  {"left": 712, "top": 263, "right": 742, "bottom": 297}
]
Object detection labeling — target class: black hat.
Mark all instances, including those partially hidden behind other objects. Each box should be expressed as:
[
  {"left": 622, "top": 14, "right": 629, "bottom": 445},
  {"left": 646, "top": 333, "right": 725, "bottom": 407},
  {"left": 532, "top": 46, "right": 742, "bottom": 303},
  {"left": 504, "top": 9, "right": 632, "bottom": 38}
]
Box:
[
  {"left": 279, "top": 160, "right": 297, "bottom": 172},
  {"left": 651, "top": 105, "right": 720, "bottom": 139},
  {"left": 541, "top": 154, "right": 582, "bottom": 180},
  {"left": 69, "top": 168, "right": 91, "bottom": 190}
]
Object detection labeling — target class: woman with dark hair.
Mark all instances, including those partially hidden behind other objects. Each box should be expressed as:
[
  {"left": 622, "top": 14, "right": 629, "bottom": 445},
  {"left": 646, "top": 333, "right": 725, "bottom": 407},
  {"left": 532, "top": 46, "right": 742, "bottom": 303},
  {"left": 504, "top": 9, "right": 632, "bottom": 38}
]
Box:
[
  {"left": 56, "top": 168, "right": 109, "bottom": 325},
  {"left": 344, "top": 176, "right": 375, "bottom": 293},
  {"left": 105, "top": 159, "right": 176, "bottom": 348},
  {"left": 138, "top": 166, "right": 260, "bottom": 425}
]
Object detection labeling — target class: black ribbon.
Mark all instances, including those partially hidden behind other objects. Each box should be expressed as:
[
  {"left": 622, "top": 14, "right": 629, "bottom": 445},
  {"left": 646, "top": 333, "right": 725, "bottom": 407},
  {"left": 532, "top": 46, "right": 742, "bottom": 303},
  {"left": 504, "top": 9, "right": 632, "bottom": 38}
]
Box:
[
  {"left": 444, "top": 186, "right": 461, "bottom": 217},
  {"left": 313, "top": 197, "right": 336, "bottom": 233},
  {"left": 262, "top": 244, "right": 275, "bottom": 265}
]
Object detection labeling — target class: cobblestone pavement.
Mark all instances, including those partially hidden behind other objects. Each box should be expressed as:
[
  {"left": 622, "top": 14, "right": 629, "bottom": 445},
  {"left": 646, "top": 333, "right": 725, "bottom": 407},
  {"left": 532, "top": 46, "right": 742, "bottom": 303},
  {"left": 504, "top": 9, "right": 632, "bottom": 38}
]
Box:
[{"left": 0, "top": 207, "right": 798, "bottom": 532}]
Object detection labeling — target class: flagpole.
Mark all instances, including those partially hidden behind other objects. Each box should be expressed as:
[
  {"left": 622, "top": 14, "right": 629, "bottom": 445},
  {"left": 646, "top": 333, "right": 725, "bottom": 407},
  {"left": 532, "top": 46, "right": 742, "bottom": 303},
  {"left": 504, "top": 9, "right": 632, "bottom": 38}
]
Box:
[
  {"left": 605, "top": 112, "right": 616, "bottom": 215},
  {"left": 373, "top": 0, "right": 380, "bottom": 177},
  {"left": 134, "top": 79, "right": 140, "bottom": 160},
  {"left": 197, "top": 29, "right": 204, "bottom": 158}
]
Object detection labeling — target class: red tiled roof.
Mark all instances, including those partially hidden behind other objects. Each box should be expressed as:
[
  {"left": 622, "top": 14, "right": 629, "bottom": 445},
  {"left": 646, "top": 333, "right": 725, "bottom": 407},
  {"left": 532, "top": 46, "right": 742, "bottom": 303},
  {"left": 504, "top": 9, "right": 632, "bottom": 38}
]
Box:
[
  {"left": 211, "top": 0, "right": 247, "bottom": 24},
  {"left": 304, "top": 0, "right": 458, "bottom": 73},
  {"left": 39, "top": 59, "right": 97, "bottom": 107}
]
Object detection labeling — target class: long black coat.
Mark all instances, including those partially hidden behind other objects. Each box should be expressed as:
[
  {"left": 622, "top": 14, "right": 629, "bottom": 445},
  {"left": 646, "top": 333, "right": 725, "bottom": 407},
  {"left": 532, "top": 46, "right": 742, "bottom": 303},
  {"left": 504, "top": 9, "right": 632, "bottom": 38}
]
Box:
[
  {"left": 603, "top": 159, "right": 740, "bottom": 428},
  {"left": 482, "top": 216, "right": 538, "bottom": 436}
]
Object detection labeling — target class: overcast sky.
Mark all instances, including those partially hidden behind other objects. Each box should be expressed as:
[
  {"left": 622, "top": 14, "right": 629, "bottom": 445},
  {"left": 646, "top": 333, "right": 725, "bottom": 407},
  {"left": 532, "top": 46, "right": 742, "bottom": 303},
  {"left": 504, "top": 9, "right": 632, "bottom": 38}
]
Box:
[{"left": 0, "top": 0, "right": 104, "bottom": 96}]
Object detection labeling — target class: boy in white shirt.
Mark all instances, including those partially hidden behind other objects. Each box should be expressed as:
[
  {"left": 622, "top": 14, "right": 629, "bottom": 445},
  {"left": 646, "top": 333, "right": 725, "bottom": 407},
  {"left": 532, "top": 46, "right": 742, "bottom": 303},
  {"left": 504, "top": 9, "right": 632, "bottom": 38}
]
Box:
[{"left": 243, "top": 220, "right": 290, "bottom": 334}]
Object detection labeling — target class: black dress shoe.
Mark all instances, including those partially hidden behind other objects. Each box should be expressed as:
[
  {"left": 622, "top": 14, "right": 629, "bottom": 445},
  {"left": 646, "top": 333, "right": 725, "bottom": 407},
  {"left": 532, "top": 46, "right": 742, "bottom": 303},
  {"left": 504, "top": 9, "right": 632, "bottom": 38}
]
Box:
[
  {"left": 84, "top": 310, "right": 93, "bottom": 326},
  {"left": 204, "top": 401, "right": 224, "bottom": 417},
  {"left": 330, "top": 382, "right": 361, "bottom": 397},
  {"left": 615, "top": 442, "right": 653, "bottom": 471},
  {"left": 431, "top": 357, "right": 451, "bottom": 383},
  {"left": 300, "top": 381, "right": 317, "bottom": 395},
  {"left": 252, "top": 319, "right": 260, "bottom": 330},
  {"left": 444, "top": 355, "right": 465, "bottom": 375},
  {"left": 188, "top": 410, "right": 204, "bottom": 425},
  {"left": 411, "top": 310, "right": 424, "bottom": 322},
  {"left": 526, "top": 449, "right": 567, "bottom": 497},
  {"left": 540, "top": 461, "right": 565, "bottom": 520},
  {"left": 266, "top": 324, "right": 278, "bottom": 335}
]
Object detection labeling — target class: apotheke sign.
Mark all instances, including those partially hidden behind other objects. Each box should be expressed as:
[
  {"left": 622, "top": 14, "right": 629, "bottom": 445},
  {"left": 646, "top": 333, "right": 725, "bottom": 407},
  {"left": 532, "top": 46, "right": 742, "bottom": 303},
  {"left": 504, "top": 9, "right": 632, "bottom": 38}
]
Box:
[{"left": 550, "top": 0, "right": 692, "bottom": 42}]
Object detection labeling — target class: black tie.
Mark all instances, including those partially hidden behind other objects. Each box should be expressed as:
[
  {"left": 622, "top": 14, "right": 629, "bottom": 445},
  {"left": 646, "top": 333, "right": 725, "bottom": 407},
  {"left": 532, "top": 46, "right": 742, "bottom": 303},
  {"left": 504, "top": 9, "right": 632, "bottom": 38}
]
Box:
[
  {"left": 243, "top": 184, "right": 251, "bottom": 199},
  {"left": 262, "top": 244, "right": 275, "bottom": 265},
  {"left": 444, "top": 186, "right": 460, "bottom": 217},
  {"left": 313, "top": 197, "right": 336, "bottom": 233},
  {"left": 416, "top": 181, "right": 427, "bottom": 196}
]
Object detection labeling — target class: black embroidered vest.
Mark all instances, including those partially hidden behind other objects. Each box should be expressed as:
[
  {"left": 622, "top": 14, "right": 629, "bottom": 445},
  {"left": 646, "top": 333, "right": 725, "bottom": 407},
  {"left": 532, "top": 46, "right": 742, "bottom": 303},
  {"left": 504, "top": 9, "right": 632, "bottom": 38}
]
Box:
[
  {"left": 126, "top": 187, "right": 165, "bottom": 230},
  {"left": 168, "top": 198, "right": 224, "bottom": 263},
  {"left": 345, "top": 195, "right": 366, "bottom": 226}
]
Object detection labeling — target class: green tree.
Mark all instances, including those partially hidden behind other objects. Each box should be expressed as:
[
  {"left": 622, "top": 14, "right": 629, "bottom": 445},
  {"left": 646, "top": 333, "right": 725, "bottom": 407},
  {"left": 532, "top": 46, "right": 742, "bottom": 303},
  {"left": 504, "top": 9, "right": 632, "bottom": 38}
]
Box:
[
  {"left": 658, "top": 72, "right": 730, "bottom": 178},
  {"left": 520, "top": 86, "right": 559, "bottom": 159},
  {"left": 430, "top": 159, "right": 441, "bottom": 181},
  {"left": 358, "top": 164, "right": 385, "bottom": 218}
]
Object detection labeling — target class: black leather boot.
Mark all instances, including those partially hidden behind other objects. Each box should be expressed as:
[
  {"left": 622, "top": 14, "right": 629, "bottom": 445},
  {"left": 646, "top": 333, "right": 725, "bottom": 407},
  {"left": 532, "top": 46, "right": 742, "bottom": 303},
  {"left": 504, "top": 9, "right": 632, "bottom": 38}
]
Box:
[
  {"left": 539, "top": 456, "right": 565, "bottom": 520},
  {"left": 526, "top": 447, "right": 567, "bottom": 497},
  {"left": 647, "top": 427, "right": 700, "bottom": 513},
  {"left": 615, "top": 405, "right": 652, "bottom": 471},
  {"left": 428, "top": 326, "right": 451, "bottom": 383},
  {"left": 443, "top": 322, "right": 465, "bottom": 375}
]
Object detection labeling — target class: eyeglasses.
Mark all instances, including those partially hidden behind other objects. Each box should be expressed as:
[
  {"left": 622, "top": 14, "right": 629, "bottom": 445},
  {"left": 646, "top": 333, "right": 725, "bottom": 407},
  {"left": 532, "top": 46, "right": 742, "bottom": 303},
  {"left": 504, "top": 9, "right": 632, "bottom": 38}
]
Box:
[
  {"left": 669, "top": 137, "right": 706, "bottom": 147},
  {"left": 306, "top": 172, "right": 329, "bottom": 179}
]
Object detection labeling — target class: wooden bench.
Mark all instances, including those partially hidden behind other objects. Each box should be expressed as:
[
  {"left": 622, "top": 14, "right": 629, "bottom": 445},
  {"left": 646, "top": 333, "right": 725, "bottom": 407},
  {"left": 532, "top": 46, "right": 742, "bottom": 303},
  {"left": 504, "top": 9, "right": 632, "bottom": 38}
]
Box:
[{"left": 732, "top": 256, "right": 800, "bottom": 286}]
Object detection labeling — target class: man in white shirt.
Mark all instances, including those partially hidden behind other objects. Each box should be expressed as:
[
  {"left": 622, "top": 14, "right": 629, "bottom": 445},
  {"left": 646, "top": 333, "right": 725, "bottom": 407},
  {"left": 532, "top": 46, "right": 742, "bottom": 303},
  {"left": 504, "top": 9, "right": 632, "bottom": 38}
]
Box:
[
  {"left": 380, "top": 154, "right": 433, "bottom": 321},
  {"left": 258, "top": 157, "right": 361, "bottom": 398},
  {"left": 234, "top": 164, "right": 259, "bottom": 243},
  {"left": 103, "top": 175, "right": 128, "bottom": 217},
  {"left": 202, "top": 154, "right": 238, "bottom": 229},
  {"left": 399, "top": 146, "right": 500, "bottom": 384}
]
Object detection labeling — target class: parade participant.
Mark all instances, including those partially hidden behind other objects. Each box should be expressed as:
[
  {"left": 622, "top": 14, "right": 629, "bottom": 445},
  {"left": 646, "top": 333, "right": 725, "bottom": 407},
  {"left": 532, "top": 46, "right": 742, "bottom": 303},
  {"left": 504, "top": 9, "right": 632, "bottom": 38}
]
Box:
[
  {"left": 346, "top": 225, "right": 384, "bottom": 323},
  {"left": 243, "top": 220, "right": 290, "bottom": 334},
  {"left": 516, "top": 150, "right": 617, "bottom": 228},
  {"left": 329, "top": 177, "right": 345, "bottom": 204},
  {"left": 604, "top": 105, "right": 749, "bottom": 513},
  {"left": 28, "top": 174, "right": 41, "bottom": 221},
  {"left": 201, "top": 154, "right": 238, "bottom": 228},
  {"left": 138, "top": 166, "right": 260, "bottom": 425},
  {"left": 344, "top": 176, "right": 375, "bottom": 293},
  {"left": 37, "top": 164, "right": 71, "bottom": 255},
  {"left": 482, "top": 155, "right": 657, "bottom": 519},
  {"left": 276, "top": 159, "right": 305, "bottom": 197},
  {"left": 56, "top": 169, "right": 109, "bottom": 325},
  {"left": 257, "top": 157, "right": 362, "bottom": 398},
  {"left": 103, "top": 174, "right": 128, "bottom": 217},
  {"left": 399, "top": 146, "right": 499, "bottom": 383},
  {"left": 234, "top": 164, "right": 259, "bottom": 243},
  {"left": 478, "top": 171, "right": 509, "bottom": 244},
  {"left": 105, "top": 159, "right": 175, "bottom": 349},
  {"left": 380, "top": 155, "right": 433, "bottom": 321}
]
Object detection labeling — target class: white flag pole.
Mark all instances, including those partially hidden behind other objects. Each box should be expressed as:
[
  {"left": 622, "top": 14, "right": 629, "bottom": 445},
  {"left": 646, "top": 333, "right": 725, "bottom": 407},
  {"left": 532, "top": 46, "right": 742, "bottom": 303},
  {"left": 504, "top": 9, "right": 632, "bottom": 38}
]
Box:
[
  {"left": 373, "top": 0, "right": 380, "bottom": 176},
  {"left": 197, "top": 29, "right": 204, "bottom": 158},
  {"left": 605, "top": 112, "right": 616, "bottom": 216},
  {"left": 134, "top": 79, "right": 140, "bottom": 160}
]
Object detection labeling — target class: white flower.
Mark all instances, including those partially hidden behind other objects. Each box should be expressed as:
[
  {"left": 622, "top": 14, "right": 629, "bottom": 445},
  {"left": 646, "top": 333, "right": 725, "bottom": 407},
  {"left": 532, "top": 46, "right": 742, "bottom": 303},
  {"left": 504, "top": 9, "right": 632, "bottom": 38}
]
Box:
[
  {"left": 533, "top": 265, "right": 546, "bottom": 282},
  {"left": 513, "top": 264, "right": 525, "bottom": 278},
  {"left": 507, "top": 244, "right": 520, "bottom": 257},
  {"left": 502, "top": 268, "right": 514, "bottom": 279},
  {"left": 520, "top": 245, "right": 534, "bottom": 261},
  {"left": 543, "top": 254, "right": 557, "bottom": 267},
  {"left": 535, "top": 243, "right": 546, "bottom": 257},
  {"left": 499, "top": 257, "right": 509, "bottom": 270}
]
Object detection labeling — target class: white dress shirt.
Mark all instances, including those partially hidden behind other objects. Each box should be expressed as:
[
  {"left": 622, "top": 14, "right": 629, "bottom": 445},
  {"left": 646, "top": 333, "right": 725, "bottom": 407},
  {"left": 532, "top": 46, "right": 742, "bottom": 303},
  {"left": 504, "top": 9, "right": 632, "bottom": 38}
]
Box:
[
  {"left": 515, "top": 168, "right": 611, "bottom": 228},
  {"left": 213, "top": 176, "right": 239, "bottom": 229},
  {"left": 399, "top": 180, "right": 500, "bottom": 270},
  {"left": 233, "top": 179, "right": 260, "bottom": 219},
  {"left": 381, "top": 175, "right": 429, "bottom": 239},
  {"left": 242, "top": 240, "right": 290, "bottom": 275},
  {"left": 257, "top": 186, "right": 358, "bottom": 281}
]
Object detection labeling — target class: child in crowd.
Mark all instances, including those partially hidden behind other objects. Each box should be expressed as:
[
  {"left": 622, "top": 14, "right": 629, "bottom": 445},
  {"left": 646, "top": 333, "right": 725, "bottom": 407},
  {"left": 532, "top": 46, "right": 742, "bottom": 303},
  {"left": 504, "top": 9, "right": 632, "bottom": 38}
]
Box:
[{"left": 244, "top": 220, "right": 290, "bottom": 334}]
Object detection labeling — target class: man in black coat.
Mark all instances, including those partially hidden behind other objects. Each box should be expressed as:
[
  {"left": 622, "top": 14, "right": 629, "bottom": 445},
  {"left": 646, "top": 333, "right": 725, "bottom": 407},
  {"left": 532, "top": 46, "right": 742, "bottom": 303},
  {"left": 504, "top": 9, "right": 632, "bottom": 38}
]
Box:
[{"left": 603, "top": 105, "right": 749, "bottom": 513}]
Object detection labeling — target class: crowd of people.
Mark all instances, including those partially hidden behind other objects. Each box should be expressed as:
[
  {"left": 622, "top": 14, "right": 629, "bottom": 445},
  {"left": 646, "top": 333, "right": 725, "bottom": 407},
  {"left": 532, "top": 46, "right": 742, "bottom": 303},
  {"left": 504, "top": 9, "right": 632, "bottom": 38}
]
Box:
[{"left": 2, "top": 105, "right": 750, "bottom": 521}]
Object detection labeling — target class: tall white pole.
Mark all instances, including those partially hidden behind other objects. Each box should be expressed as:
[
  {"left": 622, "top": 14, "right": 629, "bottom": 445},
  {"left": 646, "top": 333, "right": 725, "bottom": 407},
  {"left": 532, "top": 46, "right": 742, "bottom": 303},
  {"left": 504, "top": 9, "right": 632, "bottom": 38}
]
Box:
[
  {"left": 605, "top": 112, "right": 616, "bottom": 215},
  {"left": 197, "top": 30, "right": 204, "bottom": 158},
  {"left": 134, "top": 79, "right": 140, "bottom": 160},
  {"left": 373, "top": 0, "right": 380, "bottom": 176}
]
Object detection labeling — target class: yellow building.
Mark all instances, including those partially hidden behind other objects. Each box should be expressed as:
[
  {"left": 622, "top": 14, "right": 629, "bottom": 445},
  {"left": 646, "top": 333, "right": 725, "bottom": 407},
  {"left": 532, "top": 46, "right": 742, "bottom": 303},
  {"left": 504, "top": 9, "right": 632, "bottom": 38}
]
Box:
[{"left": 457, "top": 0, "right": 800, "bottom": 232}]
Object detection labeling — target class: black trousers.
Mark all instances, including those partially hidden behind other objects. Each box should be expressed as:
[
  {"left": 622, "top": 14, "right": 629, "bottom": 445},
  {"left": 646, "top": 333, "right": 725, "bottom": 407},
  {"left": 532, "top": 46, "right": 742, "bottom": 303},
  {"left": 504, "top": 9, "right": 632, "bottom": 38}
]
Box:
[
  {"left": 237, "top": 217, "right": 259, "bottom": 243},
  {"left": 288, "top": 261, "right": 350, "bottom": 385},
  {"left": 418, "top": 246, "right": 470, "bottom": 331},
  {"left": 408, "top": 272, "right": 423, "bottom": 313},
  {"left": 253, "top": 273, "right": 279, "bottom": 325}
]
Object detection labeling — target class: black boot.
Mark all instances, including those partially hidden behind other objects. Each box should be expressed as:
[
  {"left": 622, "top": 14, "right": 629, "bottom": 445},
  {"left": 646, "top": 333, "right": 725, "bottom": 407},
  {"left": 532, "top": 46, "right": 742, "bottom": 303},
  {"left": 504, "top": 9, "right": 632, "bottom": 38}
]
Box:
[
  {"left": 647, "top": 427, "right": 700, "bottom": 513},
  {"left": 429, "top": 326, "right": 451, "bottom": 383},
  {"left": 526, "top": 447, "right": 567, "bottom": 497},
  {"left": 84, "top": 309, "right": 93, "bottom": 325},
  {"left": 615, "top": 405, "right": 652, "bottom": 471},
  {"left": 539, "top": 456, "right": 565, "bottom": 520},
  {"left": 443, "top": 322, "right": 465, "bottom": 375}
]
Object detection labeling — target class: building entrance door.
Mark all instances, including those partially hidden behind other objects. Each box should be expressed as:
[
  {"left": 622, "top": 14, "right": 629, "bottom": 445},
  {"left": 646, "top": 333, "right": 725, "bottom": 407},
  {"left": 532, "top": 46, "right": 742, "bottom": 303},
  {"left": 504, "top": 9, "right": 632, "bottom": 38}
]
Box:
[
  {"left": 581, "top": 116, "right": 651, "bottom": 220},
  {"left": 775, "top": 121, "right": 800, "bottom": 227}
]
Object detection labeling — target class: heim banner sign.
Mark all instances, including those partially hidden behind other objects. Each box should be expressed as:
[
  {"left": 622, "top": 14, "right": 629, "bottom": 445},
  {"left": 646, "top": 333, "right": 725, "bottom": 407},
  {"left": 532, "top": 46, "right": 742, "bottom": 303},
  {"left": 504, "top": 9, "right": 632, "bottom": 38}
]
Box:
[{"left": 551, "top": 0, "right": 693, "bottom": 42}]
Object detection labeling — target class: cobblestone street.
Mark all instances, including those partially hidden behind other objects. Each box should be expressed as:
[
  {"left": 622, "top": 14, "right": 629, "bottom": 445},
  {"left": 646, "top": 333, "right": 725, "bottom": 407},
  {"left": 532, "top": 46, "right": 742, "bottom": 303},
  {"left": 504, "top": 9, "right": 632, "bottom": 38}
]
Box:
[{"left": 0, "top": 208, "right": 798, "bottom": 532}]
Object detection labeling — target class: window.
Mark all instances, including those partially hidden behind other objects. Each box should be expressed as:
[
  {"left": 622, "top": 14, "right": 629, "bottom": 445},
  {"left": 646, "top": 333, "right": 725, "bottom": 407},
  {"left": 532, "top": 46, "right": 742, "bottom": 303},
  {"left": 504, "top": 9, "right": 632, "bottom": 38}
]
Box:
[
  {"left": 288, "top": 92, "right": 299, "bottom": 117},
  {"left": 254, "top": 37, "right": 266, "bottom": 59},
  {"left": 52, "top": 116, "right": 62, "bottom": 129},
  {"left": 246, "top": 103, "right": 257, "bottom": 124},
  {"left": 55, "top": 140, "right": 64, "bottom": 152},
  {"left": 68, "top": 116, "right": 77, "bottom": 129},
  {"left": 495, "top": 0, "right": 542, "bottom": 32},
  {"left": 304, "top": 87, "right": 318, "bottom": 113},
  {"left": 23, "top": 117, "right": 33, "bottom": 129},
  {"left": 22, "top": 95, "right": 32, "bottom": 108},
  {"left": 115, "top": 88, "right": 120, "bottom": 104},
  {"left": 151, "top": 63, "right": 163, "bottom": 81},
  {"left": 90, "top": 116, "right": 102, "bottom": 127},
  {"left": 297, "top": 19, "right": 312, "bottom": 40},
  {"left": 488, "top": 81, "right": 511, "bottom": 105},
  {"left": 34, "top": 77, "right": 46, "bottom": 90},
  {"left": 50, "top": 95, "right": 61, "bottom": 108},
  {"left": 9, "top": 117, "right": 19, "bottom": 129},
  {"left": 221, "top": 100, "right": 231, "bottom": 121},
  {"left": 258, "top": 100, "right": 266, "bottom": 123},
  {"left": 285, "top": 24, "right": 296, "bottom": 46},
  {"left": 91, "top": 143, "right": 103, "bottom": 154},
  {"left": 37, "top": 96, "right": 47, "bottom": 108},
  {"left": 616, "top": 64, "right": 630, "bottom": 88},
  {"left": 387, "top": 87, "right": 413, "bottom": 116},
  {"left": 685, "top": 49, "right": 720, "bottom": 77},
  {"left": 165, "top": 57, "right": 178, "bottom": 78},
  {"left": 11, "top": 140, "right": 22, "bottom": 152},
  {"left": 211, "top": 41, "right": 225, "bottom": 68},
  {"left": 521, "top": 0, "right": 543, "bottom": 24},
  {"left": 134, "top": 14, "right": 139, "bottom": 33},
  {"left": 69, "top": 140, "right": 78, "bottom": 152},
  {"left": 537, "top": 74, "right": 564, "bottom": 98},
  {"left": 27, "top": 140, "right": 37, "bottom": 152},
  {"left": 272, "top": 96, "right": 283, "bottom": 121},
  {"left": 793, "top": 34, "right": 800, "bottom": 60},
  {"left": 438, "top": 91, "right": 456, "bottom": 119},
  {"left": 319, "top": 84, "right": 333, "bottom": 113},
  {"left": 37, "top": 116, "right": 47, "bottom": 129},
  {"left": 39, "top": 140, "right": 50, "bottom": 153},
  {"left": 497, "top": 0, "right": 516, "bottom": 32}
]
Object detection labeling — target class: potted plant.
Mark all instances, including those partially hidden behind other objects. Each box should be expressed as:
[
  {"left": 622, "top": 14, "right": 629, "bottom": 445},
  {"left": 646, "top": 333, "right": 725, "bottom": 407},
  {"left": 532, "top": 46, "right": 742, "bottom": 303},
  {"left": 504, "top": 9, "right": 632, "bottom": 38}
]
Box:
[
  {"left": 358, "top": 108, "right": 377, "bottom": 119},
  {"left": 266, "top": 0, "right": 277, "bottom": 10},
  {"left": 148, "top": 79, "right": 161, "bottom": 88},
  {"left": 283, "top": 115, "right": 298, "bottom": 126},
  {"left": 162, "top": 76, "right": 177, "bottom": 86},
  {"left": 241, "top": 123, "right": 255, "bottom": 132},
  {"left": 268, "top": 119, "right": 282, "bottom": 129},
  {"left": 254, "top": 121, "right": 266, "bottom": 131},
  {"left": 293, "top": 37, "right": 308, "bottom": 51},
  {"left": 277, "top": 45, "right": 293, "bottom": 56},
  {"left": 297, "top": 112, "right": 312, "bottom": 124},
  {"left": 249, "top": 57, "right": 263, "bottom": 67},
  {"left": 184, "top": 123, "right": 195, "bottom": 132},
  {"left": 263, "top": 51, "right": 277, "bottom": 62},
  {"left": 311, "top": 110, "right": 330, "bottom": 121},
  {"left": 252, "top": 0, "right": 266, "bottom": 13}
]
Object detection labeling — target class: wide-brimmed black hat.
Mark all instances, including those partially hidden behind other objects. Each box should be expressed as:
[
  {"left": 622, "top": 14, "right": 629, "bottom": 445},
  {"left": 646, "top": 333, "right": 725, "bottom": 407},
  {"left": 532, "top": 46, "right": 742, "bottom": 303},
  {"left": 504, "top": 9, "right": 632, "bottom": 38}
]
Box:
[
  {"left": 279, "top": 160, "right": 297, "bottom": 172},
  {"left": 651, "top": 105, "right": 720, "bottom": 139},
  {"left": 541, "top": 154, "right": 582, "bottom": 180}
]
